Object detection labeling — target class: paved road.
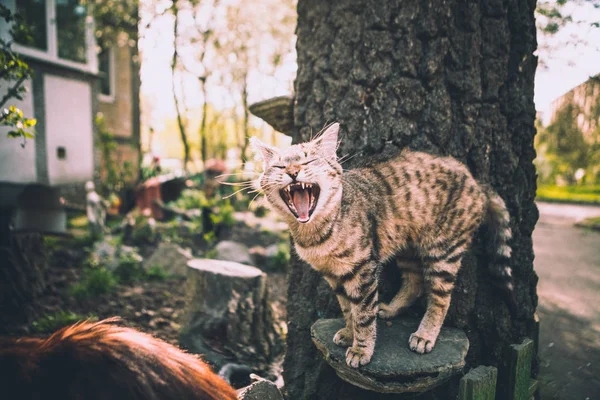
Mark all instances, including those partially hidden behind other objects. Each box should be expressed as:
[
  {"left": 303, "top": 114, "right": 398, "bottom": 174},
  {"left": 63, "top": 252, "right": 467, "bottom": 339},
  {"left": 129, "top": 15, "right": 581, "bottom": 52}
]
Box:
[{"left": 534, "top": 202, "right": 600, "bottom": 400}]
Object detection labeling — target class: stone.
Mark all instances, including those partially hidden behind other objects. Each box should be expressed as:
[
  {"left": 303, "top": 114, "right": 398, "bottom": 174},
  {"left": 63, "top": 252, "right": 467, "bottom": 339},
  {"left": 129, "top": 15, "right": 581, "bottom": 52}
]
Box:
[
  {"left": 237, "top": 375, "right": 284, "bottom": 400},
  {"left": 249, "top": 244, "right": 287, "bottom": 272},
  {"left": 89, "top": 236, "right": 142, "bottom": 272},
  {"left": 218, "top": 363, "right": 253, "bottom": 389},
  {"left": 214, "top": 241, "right": 253, "bottom": 265},
  {"left": 143, "top": 242, "right": 192, "bottom": 277},
  {"left": 311, "top": 317, "right": 469, "bottom": 393}
]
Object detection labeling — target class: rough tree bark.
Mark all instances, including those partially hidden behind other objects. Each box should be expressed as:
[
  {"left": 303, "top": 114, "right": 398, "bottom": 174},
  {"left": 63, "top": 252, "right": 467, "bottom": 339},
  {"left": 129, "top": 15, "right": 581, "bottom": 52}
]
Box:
[
  {"left": 0, "top": 208, "right": 47, "bottom": 334},
  {"left": 283, "top": 1, "right": 539, "bottom": 399}
]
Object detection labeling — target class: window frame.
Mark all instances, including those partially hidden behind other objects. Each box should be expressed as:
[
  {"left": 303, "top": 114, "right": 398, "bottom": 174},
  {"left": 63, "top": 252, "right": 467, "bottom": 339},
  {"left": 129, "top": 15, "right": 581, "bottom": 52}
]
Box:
[
  {"left": 7, "top": 0, "right": 98, "bottom": 75},
  {"left": 97, "top": 46, "right": 116, "bottom": 103}
]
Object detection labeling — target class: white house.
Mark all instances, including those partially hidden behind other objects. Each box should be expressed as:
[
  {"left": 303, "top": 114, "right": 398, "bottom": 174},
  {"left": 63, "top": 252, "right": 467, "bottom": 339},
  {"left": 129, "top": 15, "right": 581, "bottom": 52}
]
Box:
[
  {"left": 0, "top": 0, "right": 140, "bottom": 233},
  {"left": 0, "top": 0, "right": 98, "bottom": 233}
]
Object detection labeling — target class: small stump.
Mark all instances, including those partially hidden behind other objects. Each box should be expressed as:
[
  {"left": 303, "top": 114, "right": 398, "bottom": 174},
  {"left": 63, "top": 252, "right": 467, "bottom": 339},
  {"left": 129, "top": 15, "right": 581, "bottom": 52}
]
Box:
[
  {"left": 181, "top": 259, "right": 284, "bottom": 373},
  {"left": 311, "top": 318, "right": 469, "bottom": 393}
]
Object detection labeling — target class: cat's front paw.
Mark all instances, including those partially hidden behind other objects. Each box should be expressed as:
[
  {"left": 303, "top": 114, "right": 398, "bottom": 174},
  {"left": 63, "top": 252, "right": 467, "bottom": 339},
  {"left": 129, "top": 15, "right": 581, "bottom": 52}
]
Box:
[
  {"left": 333, "top": 328, "right": 353, "bottom": 347},
  {"left": 408, "top": 330, "right": 437, "bottom": 354},
  {"left": 345, "top": 346, "right": 373, "bottom": 368}
]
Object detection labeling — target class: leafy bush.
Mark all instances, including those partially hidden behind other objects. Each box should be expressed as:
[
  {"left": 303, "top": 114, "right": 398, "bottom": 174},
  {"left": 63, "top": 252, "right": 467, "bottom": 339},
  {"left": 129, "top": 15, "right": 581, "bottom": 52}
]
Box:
[
  {"left": 114, "top": 253, "right": 144, "bottom": 283},
  {"left": 31, "top": 311, "right": 98, "bottom": 334},
  {"left": 70, "top": 267, "right": 118, "bottom": 298},
  {"left": 210, "top": 201, "right": 235, "bottom": 228},
  {"left": 253, "top": 205, "right": 268, "bottom": 218},
  {"left": 146, "top": 265, "right": 170, "bottom": 281},
  {"left": 1, "top": 5, "right": 36, "bottom": 146},
  {"left": 170, "top": 189, "right": 210, "bottom": 211}
]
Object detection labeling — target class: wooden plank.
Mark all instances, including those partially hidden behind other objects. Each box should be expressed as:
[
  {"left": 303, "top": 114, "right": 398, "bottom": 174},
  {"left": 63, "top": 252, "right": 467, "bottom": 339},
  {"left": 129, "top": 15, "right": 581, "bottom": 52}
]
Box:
[
  {"left": 529, "top": 379, "right": 539, "bottom": 400},
  {"left": 506, "top": 338, "right": 534, "bottom": 400},
  {"left": 458, "top": 366, "right": 498, "bottom": 400}
]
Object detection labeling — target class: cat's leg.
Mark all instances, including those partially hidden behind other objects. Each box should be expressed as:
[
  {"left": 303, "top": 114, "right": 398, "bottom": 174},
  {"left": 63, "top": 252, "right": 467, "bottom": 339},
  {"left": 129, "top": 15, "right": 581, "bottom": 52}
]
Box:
[
  {"left": 409, "top": 256, "right": 462, "bottom": 354},
  {"left": 345, "top": 262, "right": 379, "bottom": 368},
  {"left": 377, "top": 258, "right": 423, "bottom": 319},
  {"left": 325, "top": 277, "right": 354, "bottom": 347}
]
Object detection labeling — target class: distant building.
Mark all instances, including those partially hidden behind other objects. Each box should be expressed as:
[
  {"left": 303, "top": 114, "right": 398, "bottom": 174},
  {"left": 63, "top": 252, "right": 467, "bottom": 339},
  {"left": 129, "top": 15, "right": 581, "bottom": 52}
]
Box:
[
  {"left": 0, "top": 0, "right": 139, "bottom": 233},
  {"left": 549, "top": 74, "right": 600, "bottom": 143},
  {"left": 97, "top": 42, "right": 141, "bottom": 189}
]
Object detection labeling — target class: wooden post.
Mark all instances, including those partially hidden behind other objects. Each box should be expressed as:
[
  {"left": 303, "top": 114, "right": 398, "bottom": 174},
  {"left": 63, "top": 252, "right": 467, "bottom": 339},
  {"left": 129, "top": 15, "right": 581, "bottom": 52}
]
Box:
[
  {"left": 506, "top": 339, "right": 534, "bottom": 400},
  {"left": 458, "top": 366, "right": 498, "bottom": 400}
]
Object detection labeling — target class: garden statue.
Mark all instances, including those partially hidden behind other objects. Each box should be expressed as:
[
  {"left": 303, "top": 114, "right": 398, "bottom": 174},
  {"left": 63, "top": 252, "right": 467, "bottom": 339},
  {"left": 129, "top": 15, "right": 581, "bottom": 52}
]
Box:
[{"left": 86, "top": 181, "right": 107, "bottom": 239}]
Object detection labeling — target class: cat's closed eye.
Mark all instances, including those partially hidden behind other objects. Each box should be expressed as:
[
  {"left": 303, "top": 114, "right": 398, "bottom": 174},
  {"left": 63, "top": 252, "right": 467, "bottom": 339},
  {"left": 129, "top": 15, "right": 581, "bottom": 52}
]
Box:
[
  {"left": 302, "top": 159, "right": 317, "bottom": 166},
  {"left": 272, "top": 165, "right": 286, "bottom": 169}
]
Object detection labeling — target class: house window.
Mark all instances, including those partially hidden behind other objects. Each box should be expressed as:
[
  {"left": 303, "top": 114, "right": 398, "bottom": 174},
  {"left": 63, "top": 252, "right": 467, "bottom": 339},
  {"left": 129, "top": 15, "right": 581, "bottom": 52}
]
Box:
[
  {"left": 98, "top": 47, "right": 115, "bottom": 102},
  {"left": 14, "top": 0, "right": 47, "bottom": 51},
  {"left": 10, "top": 0, "right": 97, "bottom": 73},
  {"left": 56, "top": 0, "right": 88, "bottom": 63}
]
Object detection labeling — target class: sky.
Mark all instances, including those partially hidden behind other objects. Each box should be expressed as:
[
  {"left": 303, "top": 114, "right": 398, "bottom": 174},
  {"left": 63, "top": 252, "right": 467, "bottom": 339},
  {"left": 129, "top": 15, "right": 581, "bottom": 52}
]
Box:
[
  {"left": 139, "top": 1, "right": 600, "bottom": 133},
  {"left": 534, "top": 1, "right": 600, "bottom": 124}
]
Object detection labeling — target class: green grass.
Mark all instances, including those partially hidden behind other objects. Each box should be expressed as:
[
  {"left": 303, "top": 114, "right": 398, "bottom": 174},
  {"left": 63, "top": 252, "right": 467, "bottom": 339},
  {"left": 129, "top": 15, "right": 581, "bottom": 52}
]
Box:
[
  {"left": 67, "top": 214, "right": 89, "bottom": 229},
  {"left": 31, "top": 311, "right": 98, "bottom": 334},
  {"left": 536, "top": 185, "right": 600, "bottom": 205},
  {"left": 575, "top": 216, "right": 600, "bottom": 231},
  {"left": 70, "top": 267, "right": 118, "bottom": 298}
]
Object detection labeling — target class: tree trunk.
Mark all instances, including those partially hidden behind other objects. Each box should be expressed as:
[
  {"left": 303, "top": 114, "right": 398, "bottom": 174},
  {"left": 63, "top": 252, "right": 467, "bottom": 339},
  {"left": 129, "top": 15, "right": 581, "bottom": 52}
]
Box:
[
  {"left": 0, "top": 208, "right": 47, "bottom": 334},
  {"left": 241, "top": 74, "right": 250, "bottom": 164},
  {"left": 283, "top": 1, "right": 539, "bottom": 399},
  {"left": 171, "top": 0, "right": 190, "bottom": 170},
  {"left": 200, "top": 79, "right": 208, "bottom": 172}
]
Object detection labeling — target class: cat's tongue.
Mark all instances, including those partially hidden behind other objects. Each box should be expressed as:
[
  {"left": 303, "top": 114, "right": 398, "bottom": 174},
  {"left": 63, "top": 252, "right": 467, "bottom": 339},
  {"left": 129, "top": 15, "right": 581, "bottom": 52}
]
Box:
[{"left": 292, "top": 189, "right": 311, "bottom": 222}]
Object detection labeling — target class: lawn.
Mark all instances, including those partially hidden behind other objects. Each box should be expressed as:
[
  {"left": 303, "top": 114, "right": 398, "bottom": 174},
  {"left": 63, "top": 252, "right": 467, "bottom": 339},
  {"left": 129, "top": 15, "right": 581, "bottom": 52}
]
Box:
[{"left": 536, "top": 185, "right": 600, "bottom": 205}]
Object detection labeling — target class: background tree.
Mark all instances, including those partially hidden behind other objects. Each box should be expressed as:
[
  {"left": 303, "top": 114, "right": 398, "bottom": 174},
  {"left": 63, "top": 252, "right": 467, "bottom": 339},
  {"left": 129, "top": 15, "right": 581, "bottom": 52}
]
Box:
[
  {"left": 170, "top": 0, "right": 192, "bottom": 170},
  {"left": 218, "top": 0, "right": 296, "bottom": 164},
  {"left": 283, "top": 1, "right": 539, "bottom": 399}
]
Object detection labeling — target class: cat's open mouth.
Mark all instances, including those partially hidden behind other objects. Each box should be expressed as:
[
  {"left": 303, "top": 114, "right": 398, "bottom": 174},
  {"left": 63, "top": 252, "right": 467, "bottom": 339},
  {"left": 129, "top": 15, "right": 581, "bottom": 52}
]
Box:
[{"left": 280, "top": 182, "right": 320, "bottom": 223}]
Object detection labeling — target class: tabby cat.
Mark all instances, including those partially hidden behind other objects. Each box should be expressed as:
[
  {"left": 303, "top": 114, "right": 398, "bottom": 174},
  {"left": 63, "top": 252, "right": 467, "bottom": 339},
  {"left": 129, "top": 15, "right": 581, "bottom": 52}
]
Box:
[{"left": 251, "top": 123, "right": 514, "bottom": 368}]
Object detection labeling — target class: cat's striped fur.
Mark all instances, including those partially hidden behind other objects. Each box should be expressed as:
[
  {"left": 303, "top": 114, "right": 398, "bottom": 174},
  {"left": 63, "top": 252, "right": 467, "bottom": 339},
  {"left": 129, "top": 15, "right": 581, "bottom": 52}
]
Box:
[{"left": 251, "top": 123, "right": 514, "bottom": 368}]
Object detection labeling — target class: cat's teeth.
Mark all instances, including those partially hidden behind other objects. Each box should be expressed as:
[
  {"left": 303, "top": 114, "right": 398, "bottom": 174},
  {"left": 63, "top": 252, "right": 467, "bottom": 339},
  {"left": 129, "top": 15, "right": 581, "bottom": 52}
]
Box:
[{"left": 301, "top": 183, "right": 305, "bottom": 190}]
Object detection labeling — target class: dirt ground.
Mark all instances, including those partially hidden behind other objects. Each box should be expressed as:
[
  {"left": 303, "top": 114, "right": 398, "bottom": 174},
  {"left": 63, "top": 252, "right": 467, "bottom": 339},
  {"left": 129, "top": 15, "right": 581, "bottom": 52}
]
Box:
[{"left": 21, "top": 218, "right": 288, "bottom": 352}]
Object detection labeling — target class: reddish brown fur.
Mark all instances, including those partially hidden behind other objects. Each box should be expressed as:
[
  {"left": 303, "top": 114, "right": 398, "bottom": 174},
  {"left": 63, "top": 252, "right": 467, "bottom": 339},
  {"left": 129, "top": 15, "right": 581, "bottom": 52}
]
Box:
[{"left": 0, "top": 318, "right": 237, "bottom": 400}]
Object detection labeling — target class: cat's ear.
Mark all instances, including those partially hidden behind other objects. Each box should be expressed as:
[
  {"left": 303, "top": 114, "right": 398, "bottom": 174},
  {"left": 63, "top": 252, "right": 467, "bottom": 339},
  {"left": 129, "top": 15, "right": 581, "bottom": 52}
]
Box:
[
  {"left": 250, "top": 137, "right": 279, "bottom": 166},
  {"left": 314, "top": 123, "right": 339, "bottom": 158}
]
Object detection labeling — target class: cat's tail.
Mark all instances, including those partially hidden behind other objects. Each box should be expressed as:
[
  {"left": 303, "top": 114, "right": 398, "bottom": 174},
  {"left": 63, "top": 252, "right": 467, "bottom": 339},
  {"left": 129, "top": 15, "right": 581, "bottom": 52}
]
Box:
[{"left": 484, "top": 189, "right": 517, "bottom": 314}]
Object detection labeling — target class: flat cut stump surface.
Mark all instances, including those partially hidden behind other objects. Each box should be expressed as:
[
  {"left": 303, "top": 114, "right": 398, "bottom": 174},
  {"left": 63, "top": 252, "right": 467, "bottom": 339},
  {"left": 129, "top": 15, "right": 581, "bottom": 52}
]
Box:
[{"left": 311, "top": 318, "right": 469, "bottom": 393}]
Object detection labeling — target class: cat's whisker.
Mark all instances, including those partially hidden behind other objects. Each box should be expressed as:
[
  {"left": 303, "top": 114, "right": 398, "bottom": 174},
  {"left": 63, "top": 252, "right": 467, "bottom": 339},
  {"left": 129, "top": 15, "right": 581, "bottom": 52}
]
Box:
[
  {"left": 218, "top": 181, "right": 257, "bottom": 187},
  {"left": 248, "top": 191, "right": 264, "bottom": 209},
  {"left": 221, "top": 186, "right": 256, "bottom": 200},
  {"left": 338, "top": 151, "right": 360, "bottom": 164},
  {"left": 216, "top": 172, "right": 260, "bottom": 179}
]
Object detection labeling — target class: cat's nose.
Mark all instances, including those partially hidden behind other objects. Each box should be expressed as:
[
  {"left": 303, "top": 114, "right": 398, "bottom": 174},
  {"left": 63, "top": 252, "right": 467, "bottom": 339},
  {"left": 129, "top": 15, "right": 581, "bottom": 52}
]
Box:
[{"left": 286, "top": 165, "right": 301, "bottom": 180}]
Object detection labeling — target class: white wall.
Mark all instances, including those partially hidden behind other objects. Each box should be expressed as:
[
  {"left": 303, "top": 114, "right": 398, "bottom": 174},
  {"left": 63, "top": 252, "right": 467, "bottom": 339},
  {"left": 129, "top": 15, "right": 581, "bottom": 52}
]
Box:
[
  {"left": 0, "top": 80, "right": 38, "bottom": 184},
  {"left": 44, "top": 75, "right": 94, "bottom": 185}
]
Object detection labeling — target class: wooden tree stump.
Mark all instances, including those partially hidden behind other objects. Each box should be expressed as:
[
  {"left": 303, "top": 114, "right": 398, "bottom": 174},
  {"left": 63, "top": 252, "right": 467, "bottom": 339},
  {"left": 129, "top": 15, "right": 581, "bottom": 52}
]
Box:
[{"left": 180, "top": 259, "right": 284, "bottom": 374}]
